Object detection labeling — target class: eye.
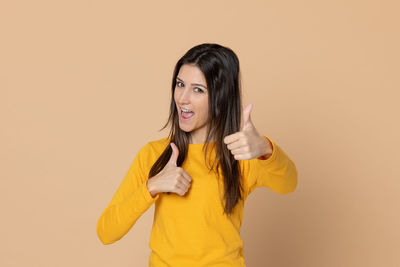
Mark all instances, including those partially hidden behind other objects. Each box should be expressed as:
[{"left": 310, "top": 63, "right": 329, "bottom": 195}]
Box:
[
  {"left": 194, "top": 87, "right": 204, "bottom": 93},
  {"left": 176, "top": 81, "right": 184, "bottom": 87}
]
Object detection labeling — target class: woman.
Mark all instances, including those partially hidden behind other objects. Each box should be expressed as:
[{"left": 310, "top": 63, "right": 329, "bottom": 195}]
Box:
[{"left": 97, "top": 43, "right": 298, "bottom": 266}]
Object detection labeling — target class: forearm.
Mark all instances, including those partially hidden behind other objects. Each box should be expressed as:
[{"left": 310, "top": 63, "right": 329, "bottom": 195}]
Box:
[
  {"left": 254, "top": 136, "right": 298, "bottom": 194},
  {"left": 97, "top": 182, "right": 157, "bottom": 245}
]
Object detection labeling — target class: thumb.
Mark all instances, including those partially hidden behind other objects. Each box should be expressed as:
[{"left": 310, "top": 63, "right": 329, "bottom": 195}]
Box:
[
  {"left": 168, "top": 142, "right": 179, "bottom": 166},
  {"left": 241, "top": 103, "right": 254, "bottom": 130}
]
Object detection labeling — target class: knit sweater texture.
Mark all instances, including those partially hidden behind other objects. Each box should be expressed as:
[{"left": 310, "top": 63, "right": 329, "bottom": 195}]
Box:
[{"left": 97, "top": 135, "right": 298, "bottom": 266}]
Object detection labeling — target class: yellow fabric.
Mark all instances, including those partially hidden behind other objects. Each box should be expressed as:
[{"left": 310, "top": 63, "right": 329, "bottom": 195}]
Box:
[{"left": 96, "top": 136, "right": 298, "bottom": 266}]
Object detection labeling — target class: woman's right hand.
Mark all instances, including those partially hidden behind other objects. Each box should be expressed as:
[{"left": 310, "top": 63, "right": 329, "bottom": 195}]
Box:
[{"left": 146, "top": 142, "right": 192, "bottom": 197}]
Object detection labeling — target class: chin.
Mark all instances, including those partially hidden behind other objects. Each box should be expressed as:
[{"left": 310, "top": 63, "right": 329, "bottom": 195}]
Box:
[{"left": 178, "top": 124, "right": 193, "bottom": 133}]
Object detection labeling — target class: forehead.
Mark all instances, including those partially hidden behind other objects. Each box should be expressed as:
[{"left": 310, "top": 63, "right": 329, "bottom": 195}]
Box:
[{"left": 177, "top": 64, "right": 206, "bottom": 83}]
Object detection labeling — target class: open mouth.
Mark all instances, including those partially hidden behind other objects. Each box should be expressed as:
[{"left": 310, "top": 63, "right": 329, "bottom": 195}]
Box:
[{"left": 180, "top": 107, "right": 195, "bottom": 120}]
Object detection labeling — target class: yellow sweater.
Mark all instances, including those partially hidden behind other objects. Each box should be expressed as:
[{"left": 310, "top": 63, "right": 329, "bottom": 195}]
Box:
[{"left": 96, "top": 136, "right": 298, "bottom": 266}]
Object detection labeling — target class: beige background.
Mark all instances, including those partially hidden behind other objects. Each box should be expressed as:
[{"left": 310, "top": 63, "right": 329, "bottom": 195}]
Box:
[{"left": 1, "top": 0, "right": 399, "bottom": 266}]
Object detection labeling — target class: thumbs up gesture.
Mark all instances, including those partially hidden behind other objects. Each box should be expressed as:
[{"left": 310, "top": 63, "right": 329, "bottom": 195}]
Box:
[
  {"left": 223, "top": 104, "right": 273, "bottom": 160},
  {"left": 147, "top": 142, "right": 192, "bottom": 197}
]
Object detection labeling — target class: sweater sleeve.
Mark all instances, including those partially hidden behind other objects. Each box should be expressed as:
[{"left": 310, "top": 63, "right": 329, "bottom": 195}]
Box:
[
  {"left": 96, "top": 143, "right": 160, "bottom": 245},
  {"left": 247, "top": 135, "right": 298, "bottom": 196}
]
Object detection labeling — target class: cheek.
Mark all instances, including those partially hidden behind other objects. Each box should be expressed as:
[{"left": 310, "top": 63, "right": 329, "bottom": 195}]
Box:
[
  {"left": 201, "top": 100, "right": 209, "bottom": 120},
  {"left": 173, "top": 90, "right": 181, "bottom": 107}
]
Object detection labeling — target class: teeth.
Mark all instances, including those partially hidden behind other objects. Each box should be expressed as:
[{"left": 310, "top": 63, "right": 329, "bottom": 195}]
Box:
[{"left": 181, "top": 108, "right": 192, "bottom": 113}]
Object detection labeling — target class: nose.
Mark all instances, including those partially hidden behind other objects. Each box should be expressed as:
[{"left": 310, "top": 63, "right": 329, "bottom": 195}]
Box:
[{"left": 177, "top": 87, "right": 191, "bottom": 104}]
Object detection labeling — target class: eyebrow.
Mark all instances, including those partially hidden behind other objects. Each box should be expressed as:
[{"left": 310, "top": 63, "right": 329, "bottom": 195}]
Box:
[{"left": 176, "top": 77, "right": 207, "bottom": 89}]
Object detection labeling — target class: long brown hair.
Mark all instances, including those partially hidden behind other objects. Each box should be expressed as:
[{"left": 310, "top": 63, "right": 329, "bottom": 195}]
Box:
[{"left": 148, "top": 43, "right": 244, "bottom": 217}]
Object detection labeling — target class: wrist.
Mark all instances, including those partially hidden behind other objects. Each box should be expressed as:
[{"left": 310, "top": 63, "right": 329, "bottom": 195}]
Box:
[
  {"left": 258, "top": 136, "right": 273, "bottom": 160},
  {"left": 147, "top": 179, "right": 158, "bottom": 198}
]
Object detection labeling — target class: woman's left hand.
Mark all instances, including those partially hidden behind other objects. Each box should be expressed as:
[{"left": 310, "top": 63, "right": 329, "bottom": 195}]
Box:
[{"left": 223, "top": 104, "right": 273, "bottom": 160}]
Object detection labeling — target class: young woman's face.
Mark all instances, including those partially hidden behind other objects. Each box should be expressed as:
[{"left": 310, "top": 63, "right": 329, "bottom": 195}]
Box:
[{"left": 174, "top": 64, "right": 209, "bottom": 144}]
